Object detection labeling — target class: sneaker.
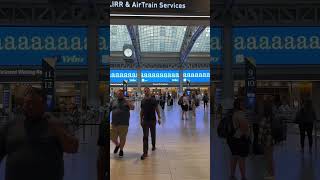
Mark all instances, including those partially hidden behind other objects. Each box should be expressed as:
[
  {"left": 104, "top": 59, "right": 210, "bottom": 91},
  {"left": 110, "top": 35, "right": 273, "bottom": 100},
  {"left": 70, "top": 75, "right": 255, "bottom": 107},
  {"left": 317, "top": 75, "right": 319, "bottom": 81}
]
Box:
[
  {"left": 119, "top": 150, "right": 124, "bottom": 157},
  {"left": 114, "top": 146, "right": 120, "bottom": 154},
  {"left": 152, "top": 146, "right": 156, "bottom": 151},
  {"left": 140, "top": 154, "right": 148, "bottom": 160}
]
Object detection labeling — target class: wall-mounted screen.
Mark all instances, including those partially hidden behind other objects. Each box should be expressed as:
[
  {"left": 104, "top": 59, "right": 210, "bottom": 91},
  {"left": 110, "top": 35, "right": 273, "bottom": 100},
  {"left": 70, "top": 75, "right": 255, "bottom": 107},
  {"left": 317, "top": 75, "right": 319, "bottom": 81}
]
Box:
[
  {"left": 141, "top": 70, "right": 179, "bottom": 83},
  {"left": 183, "top": 70, "right": 210, "bottom": 83},
  {"left": 211, "top": 27, "right": 320, "bottom": 64},
  {"left": 0, "top": 27, "right": 109, "bottom": 66},
  {"left": 110, "top": 70, "right": 137, "bottom": 83}
]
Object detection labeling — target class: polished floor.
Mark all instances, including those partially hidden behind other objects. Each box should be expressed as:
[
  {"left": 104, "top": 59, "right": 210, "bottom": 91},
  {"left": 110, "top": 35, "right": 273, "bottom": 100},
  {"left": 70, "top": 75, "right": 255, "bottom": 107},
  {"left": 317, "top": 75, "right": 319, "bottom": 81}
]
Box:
[{"left": 110, "top": 101, "right": 210, "bottom": 180}]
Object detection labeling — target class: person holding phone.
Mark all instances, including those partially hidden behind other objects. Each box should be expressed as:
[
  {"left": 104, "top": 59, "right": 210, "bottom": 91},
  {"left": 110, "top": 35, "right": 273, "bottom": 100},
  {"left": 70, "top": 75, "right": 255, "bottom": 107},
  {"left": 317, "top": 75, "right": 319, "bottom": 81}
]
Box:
[
  {"left": 109, "top": 89, "right": 135, "bottom": 158},
  {"left": 140, "top": 87, "right": 161, "bottom": 160}
]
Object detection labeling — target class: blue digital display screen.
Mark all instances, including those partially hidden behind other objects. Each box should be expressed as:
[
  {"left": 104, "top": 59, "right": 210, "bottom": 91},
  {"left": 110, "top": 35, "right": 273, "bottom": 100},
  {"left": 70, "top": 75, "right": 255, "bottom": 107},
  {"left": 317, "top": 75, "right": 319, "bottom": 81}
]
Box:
[
  {"left": 183, "top": 70, "right": 210, "bottom": 83},
  {"left": 141, "top": 70, "right": 179, "bottom": 83},
  {"left": 211, "top": 27, "right": 320, "bottom": 64},
  {"left": 210, "top": 28, "right": 222, "bottom": 65},
  {"left": 110, "top": 70, "right": 137, "bottom": 83},
  {"left": 0, "top": 27, "right": 109, "bottom": 66}
]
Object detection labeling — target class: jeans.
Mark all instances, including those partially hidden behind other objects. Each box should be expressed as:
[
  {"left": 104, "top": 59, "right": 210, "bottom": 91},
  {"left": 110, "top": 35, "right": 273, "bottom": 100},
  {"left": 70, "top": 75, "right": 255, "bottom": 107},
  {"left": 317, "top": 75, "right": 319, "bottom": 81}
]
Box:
[{"left": 142, "top": 121, "right": 156, "bottom": 154}]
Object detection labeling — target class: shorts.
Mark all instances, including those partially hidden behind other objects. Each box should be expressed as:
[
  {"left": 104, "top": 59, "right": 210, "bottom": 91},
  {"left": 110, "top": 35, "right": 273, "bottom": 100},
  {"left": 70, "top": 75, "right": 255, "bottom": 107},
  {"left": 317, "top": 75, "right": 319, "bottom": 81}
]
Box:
[
  {"left": 227, "top": 137, "right": 250, "bottom": 158},
  {"left": 181, "top": 105, "right": 189, "bottom": 111},
  {"left": 110, "top": 125, "right": 129, "bottom": 142}
]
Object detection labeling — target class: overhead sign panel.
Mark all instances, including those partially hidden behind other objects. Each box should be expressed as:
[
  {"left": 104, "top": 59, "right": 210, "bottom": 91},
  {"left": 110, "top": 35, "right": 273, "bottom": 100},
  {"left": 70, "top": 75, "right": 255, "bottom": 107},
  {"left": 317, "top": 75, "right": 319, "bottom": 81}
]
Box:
[
  {"left": 110, "top": 0, "right": 209, "bottom": 16},
  {"left": 183, "top": 70, "right": 210, "bottom": 83},
  {"left": 141, "top": 70, "right": 179, "bottom": 83},
  {"left": 110, "top": 70, "right": 137, "bottom": 83},
  {"left": 0, "top": 27, "right": 109, "bottom": 66},
  {"left": 210, "top": 27, "right": 320, "bottom": 64}
]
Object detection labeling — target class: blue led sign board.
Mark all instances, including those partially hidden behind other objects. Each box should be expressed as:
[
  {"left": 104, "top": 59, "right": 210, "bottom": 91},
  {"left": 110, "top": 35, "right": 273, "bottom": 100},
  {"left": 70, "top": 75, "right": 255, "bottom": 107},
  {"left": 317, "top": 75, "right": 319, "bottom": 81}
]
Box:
[
  {"left": 0, "top": 27, "right": 109, "bottom": 66},
  {"left": 110, "top": 70, "right": 137, "bottom": 83},
  {"left": 211, "top": 27, "right": 320, "bottom": 64},
  {"left": 183, "top": 70, "right": 210, "bottom": 83},
  {"left": 141, "top": 70, "right": 179, "bottom": 83}
]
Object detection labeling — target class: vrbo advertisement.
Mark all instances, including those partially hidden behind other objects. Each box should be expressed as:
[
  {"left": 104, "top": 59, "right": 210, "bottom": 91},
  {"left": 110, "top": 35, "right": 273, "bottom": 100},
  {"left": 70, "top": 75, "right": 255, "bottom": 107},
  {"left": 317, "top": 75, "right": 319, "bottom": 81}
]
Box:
[
  {"left": 0, "top": 27, "right": 109, "bottom": 66},
  {"left": 211, "top": 27, "right": 320, "bottom": 64}
]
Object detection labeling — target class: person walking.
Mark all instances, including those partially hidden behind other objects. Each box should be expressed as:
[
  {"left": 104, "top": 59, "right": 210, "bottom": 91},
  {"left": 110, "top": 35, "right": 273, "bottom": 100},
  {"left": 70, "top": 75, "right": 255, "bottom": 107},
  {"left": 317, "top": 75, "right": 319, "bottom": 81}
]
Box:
[
  {"left": 0, "top": 87, "right": 79, "bottom": 180},
  {"left": 110, "top": 89, "right": 135, "bottom": 157},
  {"left": 296, "top": 99, "right": 316, "bottom": 153},
  {"left": 258, "top": 100, "right": 275, "bottom": 180},
  {"left": 191, "top": 94, "right": 197, "bottom": 118},
  {"left": 179, "top": 93, "right": 190, "bottom": 120},
  {"left": 203, "top": 93, "right": 209, "bottom": 109},
  {"left": 227, "top": 97, "right": 250, "bottom": 180},
  {"left": 140, "top": 87, "right": 161, "bottom": 160}
]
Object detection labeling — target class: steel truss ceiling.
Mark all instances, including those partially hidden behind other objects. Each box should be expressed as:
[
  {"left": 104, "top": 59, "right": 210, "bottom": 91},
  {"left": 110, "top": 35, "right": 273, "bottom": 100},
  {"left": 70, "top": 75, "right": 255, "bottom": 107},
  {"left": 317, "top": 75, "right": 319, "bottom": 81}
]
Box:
[
  {"left": 126, "top": 25, "right": 141, "bottom": 67},
  {"left": 212, "top": 3, "right": 320, "bottom": 26}
]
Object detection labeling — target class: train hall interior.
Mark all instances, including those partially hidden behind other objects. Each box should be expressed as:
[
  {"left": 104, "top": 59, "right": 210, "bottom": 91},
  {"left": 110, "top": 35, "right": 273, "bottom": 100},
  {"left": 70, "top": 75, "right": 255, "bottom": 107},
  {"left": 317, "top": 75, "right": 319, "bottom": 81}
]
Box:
[{"left": 0, "top": 0, "right": 320, "bottom": 180}]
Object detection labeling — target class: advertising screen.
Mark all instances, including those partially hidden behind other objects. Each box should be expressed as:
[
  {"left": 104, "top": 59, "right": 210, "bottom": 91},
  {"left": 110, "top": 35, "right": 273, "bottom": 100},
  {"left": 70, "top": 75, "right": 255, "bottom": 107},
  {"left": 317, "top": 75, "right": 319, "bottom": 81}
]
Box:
[
  {"left": 0, "top": 27, "right": 109, "bottom": 66},
  {"left": 183, "top": 70, "right": 210, "bottom": 83},
  {"left": 110, "top": 70, "right": 137, "bottom": 83},
  {"left": 141, "top": 70, "right": 179, "bottom": 83},
  {"left": 211, "top": 27, "right": 320, "bottom": 64}
]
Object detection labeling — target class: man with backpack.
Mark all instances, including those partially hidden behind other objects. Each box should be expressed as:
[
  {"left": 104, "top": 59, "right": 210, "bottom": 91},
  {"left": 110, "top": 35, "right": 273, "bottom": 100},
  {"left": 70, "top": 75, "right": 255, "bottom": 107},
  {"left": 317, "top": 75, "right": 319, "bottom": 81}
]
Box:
[{"left": 217, "top": 98, "right": 250, "bottom": 180}]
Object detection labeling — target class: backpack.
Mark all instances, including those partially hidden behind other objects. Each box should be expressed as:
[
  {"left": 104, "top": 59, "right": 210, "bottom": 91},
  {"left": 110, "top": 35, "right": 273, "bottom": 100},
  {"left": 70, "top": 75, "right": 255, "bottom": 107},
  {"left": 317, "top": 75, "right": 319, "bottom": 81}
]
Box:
[
  {"left": 217, "top": 110, "right": 235, "bottom": 139},
  {"left": 203, "top": 96, "right": 209, "bottom": 102},
  {"left": 178, "top": 97, "right": 183, "bottom": 105}
]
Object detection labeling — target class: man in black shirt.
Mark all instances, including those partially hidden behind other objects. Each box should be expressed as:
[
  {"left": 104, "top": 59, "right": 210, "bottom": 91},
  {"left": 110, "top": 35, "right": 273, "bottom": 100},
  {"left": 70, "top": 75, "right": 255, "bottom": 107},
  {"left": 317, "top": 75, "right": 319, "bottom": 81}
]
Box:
[
  {"left": 140, "top": 87, "right": 161, "bottom": 160},
  {"left": 0, "top": 87, "right": 79, "bottom": 180}
]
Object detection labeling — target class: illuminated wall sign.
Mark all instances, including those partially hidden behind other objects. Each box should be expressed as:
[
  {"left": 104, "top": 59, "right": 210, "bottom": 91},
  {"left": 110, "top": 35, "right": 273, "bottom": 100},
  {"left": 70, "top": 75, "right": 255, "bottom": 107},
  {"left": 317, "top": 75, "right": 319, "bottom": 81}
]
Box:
[
  {"left": 0, "top": 27, "right": 109, "bottom": 66},
  {"left": 141, "top": 70, "right": 179, "bottom": 83},
  {"left": 210, "top": 28, "right": 222, "bottom": 65},
  {"left": 0, "top": 69, "right": 42, "bottom": 76},
  {"left": 183, "top": 70, "right": 210, "bottom": 83},
  {"left": 110, "top": 0, "right": 209, "bottom": 17},
  {"left": 111, "top": 1, "right": 187, "bottom": 9},
  {"left": 211, "top": 27, "right": 320, "bottom": 64},
  {"left": 110, "top": 70, "right": 137, "bottom": 83}
]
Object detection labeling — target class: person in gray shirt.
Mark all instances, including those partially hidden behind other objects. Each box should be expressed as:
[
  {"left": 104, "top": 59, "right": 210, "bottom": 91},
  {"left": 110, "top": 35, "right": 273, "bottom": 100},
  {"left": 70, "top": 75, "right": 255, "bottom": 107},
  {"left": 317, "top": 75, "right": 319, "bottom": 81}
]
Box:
[
  {"left": 0, "top": 87, "right": 79, "bottom": 180},
  {"left": 110, "top": 89, "right": 134, "bottom": 158}
]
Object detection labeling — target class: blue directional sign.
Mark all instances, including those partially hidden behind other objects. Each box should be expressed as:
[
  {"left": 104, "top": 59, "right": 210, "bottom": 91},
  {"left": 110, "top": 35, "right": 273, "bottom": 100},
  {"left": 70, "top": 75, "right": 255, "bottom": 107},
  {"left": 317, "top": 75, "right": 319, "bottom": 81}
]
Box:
[
  {"left": 211, "top": 27, "right": 320, "bottom": 64},
  {"left": 0, "top": 27, "right": 109, "bottom": 66},
  {"left": 141, "top": 70, "right": 179, "bottom": 83},
  {"left": 183, "top": 70, "right": 210, "bottom": 83},
  {"left": 110, "top": 70, "right": 137, "bottom": 83}
]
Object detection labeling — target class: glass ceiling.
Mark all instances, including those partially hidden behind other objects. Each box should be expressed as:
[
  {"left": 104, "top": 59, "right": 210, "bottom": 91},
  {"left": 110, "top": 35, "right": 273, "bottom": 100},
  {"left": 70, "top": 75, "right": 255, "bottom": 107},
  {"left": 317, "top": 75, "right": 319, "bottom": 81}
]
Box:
[
  {"left": 110, "top": 25, "right": 210, "bottom": 53},
  {"left": 110, "top": 25, "right": 132, "bottom": 51},
  {"left": 191, "top": 27, "right": 210, "bottom": 52},
  {"left": 138, "top": 26, "right": 187, "bottom": 52}
]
